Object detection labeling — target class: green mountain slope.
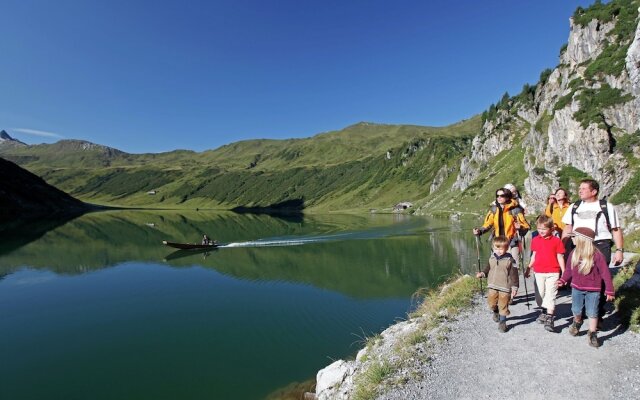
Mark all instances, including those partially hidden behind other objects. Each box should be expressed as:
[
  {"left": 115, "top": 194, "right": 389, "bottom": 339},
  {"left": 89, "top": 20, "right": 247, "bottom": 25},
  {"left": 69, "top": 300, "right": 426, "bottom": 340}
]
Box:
[
  {"left": 0, "top": 117, "right": 481, "bottom": 211},
  {"left": 0, "top": 157, "right": 89, "bottom": 220}
]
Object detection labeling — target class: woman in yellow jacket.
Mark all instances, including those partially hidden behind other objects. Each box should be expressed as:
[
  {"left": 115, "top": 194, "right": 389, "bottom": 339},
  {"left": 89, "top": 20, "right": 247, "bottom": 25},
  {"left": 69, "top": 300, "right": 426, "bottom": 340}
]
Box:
[
  {"left": 544, "top": 188, "right": 570, "bottom": 236},
  {"left": 473, "top": 187, "right": 530, "bottom": 264}
]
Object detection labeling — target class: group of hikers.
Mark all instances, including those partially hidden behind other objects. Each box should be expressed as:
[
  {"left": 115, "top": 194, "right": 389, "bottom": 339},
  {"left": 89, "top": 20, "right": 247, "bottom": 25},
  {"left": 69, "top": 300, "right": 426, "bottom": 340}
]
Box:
[{"left": 473, "top": 179, "right": 623, "bottom": 348}]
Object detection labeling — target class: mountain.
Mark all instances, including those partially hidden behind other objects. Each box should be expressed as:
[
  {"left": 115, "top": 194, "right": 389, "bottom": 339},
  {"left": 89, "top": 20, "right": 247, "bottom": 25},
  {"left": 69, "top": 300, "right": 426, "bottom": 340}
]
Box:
[
  {"left": 0, "top": 157, "right": 89, "bottom": 220},
  {"left": 0, "top": 118, "right": 481, "bottom": 211},
  {"left": 0, "top": 130, "right": 26, "bottom": 148},
  {"left": 431, "top": 0, "right": 640, "bottom": 240},
  {"left": 1, "top": 0, "right": 640, "bottom": 235}
]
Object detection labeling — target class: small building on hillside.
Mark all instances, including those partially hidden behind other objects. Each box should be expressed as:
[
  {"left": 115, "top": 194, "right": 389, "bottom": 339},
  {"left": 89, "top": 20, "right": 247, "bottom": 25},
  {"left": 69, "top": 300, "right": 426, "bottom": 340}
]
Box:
[{"left": 393, "top": 202, "right": 413, "bottom": 212}]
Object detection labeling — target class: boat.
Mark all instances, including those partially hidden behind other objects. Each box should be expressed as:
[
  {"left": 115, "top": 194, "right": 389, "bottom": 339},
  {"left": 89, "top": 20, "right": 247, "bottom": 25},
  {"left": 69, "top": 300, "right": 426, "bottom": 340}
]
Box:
[
  {"left": 163, "top": 248, "right": 215, "bottom": 262},
  {"left": 162, "top": 240, "right": 218, "bottom": 250}
]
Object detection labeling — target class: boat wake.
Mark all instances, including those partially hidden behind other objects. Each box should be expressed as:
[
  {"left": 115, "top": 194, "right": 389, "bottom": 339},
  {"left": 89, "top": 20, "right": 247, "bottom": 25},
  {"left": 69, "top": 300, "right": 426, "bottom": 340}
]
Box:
[{"left": 219, "top": 232, "right": 358, "bottom": 248}]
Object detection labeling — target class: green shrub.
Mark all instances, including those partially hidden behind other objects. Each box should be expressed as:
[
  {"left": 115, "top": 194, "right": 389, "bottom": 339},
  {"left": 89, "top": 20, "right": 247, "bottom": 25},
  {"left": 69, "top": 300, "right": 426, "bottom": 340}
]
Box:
[
  {"left": 615, "top": 130, "right": 640, "bottom": 159},
  {"left": 539, "top": 68, "right": 553, "bottom": 86},
  {"left": 559, "top": 43, "right": 568, "bottom": 55},
  {"left": 79, "top": 169, "right": 183, "bottom": 196},
  {"left": 554, "top": 92, "right": 575, "bottom": 111},
  {"left": 515, "top": 84, "right": 536, "bottom": 107},
  {"left": 611, "top": 172, "right": 640, "bottom": 204},
  {"left": 556, "top": 166, "right": 591, "bottom": 191},
  {"left": 532, "top": 167, "right": 548, "bottom": 175},
  {"left": 576, "top": 0, "right": 640, "bottom": 80},
  {"left": 613, "top": 260, "right": 640, "bottom": 332},
  {"left": 573, "top": 84, "right": 633, "bottom": 129},
  {"left": 573, "top": 0, "right": 623, "bottom": 27}
]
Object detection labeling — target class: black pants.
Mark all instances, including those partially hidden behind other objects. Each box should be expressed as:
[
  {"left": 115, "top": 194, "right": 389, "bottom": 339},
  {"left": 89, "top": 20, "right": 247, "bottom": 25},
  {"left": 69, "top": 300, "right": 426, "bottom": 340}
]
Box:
[{"left": 594, "top": 240, "right": 613, "bottom": 319}]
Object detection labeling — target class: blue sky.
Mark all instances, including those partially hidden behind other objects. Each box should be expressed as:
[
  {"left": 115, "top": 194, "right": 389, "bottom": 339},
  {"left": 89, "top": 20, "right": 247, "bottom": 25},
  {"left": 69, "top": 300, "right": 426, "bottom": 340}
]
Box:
[{"left": 1, "top": 0, "right": 595, "bottom": 154}]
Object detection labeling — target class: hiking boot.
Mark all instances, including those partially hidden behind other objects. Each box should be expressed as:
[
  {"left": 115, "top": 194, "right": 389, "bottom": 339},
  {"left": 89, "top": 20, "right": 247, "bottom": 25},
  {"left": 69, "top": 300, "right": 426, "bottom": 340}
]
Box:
[
  {"left": 492, "top": 311, "right": 500, "bottom": 322},
  {"left": 536, "top": 313, "right": 547, "bottom": 324},
  {"left": 498, "top": 321, "right": 507, "bottom": 333},
  {"left": 568, "top": 321, "right": 582, "bottom": 336},
  {"left": 588, "top": 331, "right": 600, "bottom": 348},
  {"left": 544, "top": 315, "right": 555, "bottom": 332}
]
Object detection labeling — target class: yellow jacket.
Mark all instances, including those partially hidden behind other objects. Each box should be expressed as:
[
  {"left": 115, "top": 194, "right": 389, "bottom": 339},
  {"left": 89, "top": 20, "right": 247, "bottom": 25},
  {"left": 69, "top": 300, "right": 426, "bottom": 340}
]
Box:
[
  {"left": 545, "top": 202, "right": 570, "bottom": 235},
  {"left": 479, "top": 200, "right": 530, "bottom": 240}
]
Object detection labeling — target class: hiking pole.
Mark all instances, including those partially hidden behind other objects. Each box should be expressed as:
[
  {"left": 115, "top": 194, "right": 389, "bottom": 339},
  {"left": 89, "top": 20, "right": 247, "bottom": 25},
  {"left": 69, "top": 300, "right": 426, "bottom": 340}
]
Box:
[
  {"left": 518, "top": 233, "right": 531, "bottom": 309},
  {"left": 475, "top": 234, "right": 483, "bottom": 296}
]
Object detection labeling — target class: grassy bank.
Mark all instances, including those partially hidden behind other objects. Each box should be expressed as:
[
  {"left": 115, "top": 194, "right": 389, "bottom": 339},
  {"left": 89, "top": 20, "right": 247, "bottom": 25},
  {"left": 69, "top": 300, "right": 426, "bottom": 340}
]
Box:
[{"left": 350, "top": 275, "right": 479, "bottom": 400}]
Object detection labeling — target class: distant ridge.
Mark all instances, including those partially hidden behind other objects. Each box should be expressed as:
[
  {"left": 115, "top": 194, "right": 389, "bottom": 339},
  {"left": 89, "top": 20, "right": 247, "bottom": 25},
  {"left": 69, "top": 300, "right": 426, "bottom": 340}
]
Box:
[
  {"left": 0, "top": 130, "right": 26, "bottom": 147},
  {"left": 0, "top": 157, "right": 90, "bottom": 220}
]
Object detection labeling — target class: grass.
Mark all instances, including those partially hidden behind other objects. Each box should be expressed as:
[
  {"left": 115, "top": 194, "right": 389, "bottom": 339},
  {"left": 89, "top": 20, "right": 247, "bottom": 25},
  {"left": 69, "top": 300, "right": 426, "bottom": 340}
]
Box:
[
  {"left": 348, "top": 275, "right": 479, "bottom": 400},
  {"left": 613, "top": 257, "right": 640, "bottom": 332},
  {"left": 352, "top": 361, "right": 394, "bottom": 400}
]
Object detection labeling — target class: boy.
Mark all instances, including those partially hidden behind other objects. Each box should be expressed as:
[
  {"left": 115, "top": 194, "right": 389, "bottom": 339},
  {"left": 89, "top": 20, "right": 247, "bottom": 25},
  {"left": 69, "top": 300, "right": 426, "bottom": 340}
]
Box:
[
  {"left": 476, "top": 236, "right": 519, "bottom": 332},
  {"left": 526, "top": 215, "right": 565, "bottom": 332}
]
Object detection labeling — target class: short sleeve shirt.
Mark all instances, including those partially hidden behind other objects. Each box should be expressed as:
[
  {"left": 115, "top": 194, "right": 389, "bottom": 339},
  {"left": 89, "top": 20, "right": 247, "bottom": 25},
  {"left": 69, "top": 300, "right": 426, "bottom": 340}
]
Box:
[
  {"left": 561, "top": 201, "right": 620, "bottom": 241},
  {"left": 531, "top": 235, "right": 565, "bottom": 273}
]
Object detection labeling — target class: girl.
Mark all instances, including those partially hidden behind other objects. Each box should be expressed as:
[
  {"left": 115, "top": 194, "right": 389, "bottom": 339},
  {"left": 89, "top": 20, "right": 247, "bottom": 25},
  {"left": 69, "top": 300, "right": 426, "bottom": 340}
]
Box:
[{"left": 556, "top": 227, "right": 615, "bottom": 347}]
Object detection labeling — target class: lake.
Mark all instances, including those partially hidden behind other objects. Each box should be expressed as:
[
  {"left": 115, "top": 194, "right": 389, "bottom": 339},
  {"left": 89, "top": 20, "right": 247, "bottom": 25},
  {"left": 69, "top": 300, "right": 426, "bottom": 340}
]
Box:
[{"left": 0, "top": 211, "right": 479, "bottom": 399}]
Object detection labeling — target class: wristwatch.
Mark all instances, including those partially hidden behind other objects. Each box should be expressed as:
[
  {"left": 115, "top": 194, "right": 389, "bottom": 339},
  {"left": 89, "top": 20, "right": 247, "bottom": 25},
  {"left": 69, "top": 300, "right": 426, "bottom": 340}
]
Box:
[{"left": 616, "top": 248, "right": 624, "bottom": 252}]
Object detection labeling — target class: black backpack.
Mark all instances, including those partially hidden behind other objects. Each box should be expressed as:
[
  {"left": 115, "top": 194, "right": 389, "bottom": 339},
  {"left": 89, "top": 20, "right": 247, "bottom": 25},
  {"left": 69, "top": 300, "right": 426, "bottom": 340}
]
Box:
[{"left": 570, "top": 199, "right": 611, "bottom": 235}]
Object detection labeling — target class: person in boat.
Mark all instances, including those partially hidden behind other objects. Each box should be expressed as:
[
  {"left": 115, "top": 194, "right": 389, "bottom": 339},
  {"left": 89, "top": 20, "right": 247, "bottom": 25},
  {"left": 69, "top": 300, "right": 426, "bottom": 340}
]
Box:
[{"left": 202, "top": 234, "right": 211, "bottom": 245}]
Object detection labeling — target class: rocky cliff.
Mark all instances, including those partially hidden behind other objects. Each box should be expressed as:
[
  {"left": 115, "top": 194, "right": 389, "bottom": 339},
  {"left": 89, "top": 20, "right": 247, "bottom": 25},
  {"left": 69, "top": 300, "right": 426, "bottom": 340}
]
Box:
[{"left": 453, "top": 1, "right": 640, "bottom": 219}]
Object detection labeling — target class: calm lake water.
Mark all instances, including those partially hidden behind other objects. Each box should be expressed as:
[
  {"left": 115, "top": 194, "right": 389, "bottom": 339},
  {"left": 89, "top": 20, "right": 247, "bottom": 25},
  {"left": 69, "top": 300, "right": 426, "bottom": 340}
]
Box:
[{"left": 0, "top": 211, "right": 479, "bottom": 400}]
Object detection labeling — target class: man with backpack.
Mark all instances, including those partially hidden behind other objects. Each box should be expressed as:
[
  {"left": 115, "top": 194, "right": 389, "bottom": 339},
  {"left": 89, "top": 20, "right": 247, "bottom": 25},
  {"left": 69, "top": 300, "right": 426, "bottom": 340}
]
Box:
[{"left": 561, "top": 179, "right": 624, "bottom": 325}]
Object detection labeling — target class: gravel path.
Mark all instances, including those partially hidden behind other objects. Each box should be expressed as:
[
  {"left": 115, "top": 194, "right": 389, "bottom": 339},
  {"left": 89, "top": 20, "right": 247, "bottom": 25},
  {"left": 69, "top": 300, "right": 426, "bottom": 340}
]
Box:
[{"left": 377, "top": 271, "right": 640, "bottom": 400}]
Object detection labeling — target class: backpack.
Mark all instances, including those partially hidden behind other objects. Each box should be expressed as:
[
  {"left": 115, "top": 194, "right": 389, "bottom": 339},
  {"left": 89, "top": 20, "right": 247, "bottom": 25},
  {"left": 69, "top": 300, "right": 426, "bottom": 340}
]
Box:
[
  {"left": 491, "top": 203, "right": 524, "bottom": 218},
  {"left": 490, "top": 202, "right": 528, "bottom": 239},
  {"left": 570, "top": 199, "right": 611, "bottom": 235}
]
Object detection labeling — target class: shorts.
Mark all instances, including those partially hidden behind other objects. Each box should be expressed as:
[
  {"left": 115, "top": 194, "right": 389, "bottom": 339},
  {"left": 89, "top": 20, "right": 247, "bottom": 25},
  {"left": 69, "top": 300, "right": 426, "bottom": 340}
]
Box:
[{"left": 571, "top": 288, "right": 600, "bottom": 319}]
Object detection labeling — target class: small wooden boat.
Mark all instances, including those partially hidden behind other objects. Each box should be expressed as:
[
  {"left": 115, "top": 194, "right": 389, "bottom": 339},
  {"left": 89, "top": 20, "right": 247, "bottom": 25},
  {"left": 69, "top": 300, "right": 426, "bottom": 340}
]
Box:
[{"left": 162, "top": 240, "right": 218, "bottom": 250}]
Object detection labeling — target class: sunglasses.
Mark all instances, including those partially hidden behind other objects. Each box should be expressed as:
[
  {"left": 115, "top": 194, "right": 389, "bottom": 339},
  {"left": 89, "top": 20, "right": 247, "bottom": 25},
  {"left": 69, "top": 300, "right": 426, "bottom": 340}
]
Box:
[{"left": 496, "top": 194, "right": 508, "bottom": 198}]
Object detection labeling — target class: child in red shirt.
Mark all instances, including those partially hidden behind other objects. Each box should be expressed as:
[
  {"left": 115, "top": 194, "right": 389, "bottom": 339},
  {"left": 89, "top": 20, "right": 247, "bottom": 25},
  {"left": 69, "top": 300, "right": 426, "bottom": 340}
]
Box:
[{"left": 526, "top": 215, "right": 565, "bottom": 332}]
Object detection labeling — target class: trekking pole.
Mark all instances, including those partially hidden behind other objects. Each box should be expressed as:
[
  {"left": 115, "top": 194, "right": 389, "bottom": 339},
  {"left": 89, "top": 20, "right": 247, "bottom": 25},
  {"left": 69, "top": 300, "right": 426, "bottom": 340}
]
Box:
[
  {"left": 475, "top": 234, "right": 484, "bottom": 296},
  {"left": 518, "top": 233, "right": 531, "bottom": 309}
]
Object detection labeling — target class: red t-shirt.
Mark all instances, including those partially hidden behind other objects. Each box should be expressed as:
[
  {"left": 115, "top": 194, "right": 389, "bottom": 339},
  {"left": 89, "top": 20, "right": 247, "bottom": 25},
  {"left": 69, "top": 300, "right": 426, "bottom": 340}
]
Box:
[{"left": 531, "top": 235, "right": 565, "bottom": 273}]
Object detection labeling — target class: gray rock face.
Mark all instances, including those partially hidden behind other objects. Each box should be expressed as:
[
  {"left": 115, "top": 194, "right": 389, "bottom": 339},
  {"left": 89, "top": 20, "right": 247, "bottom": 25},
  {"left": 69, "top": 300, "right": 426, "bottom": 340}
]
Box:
[
  {"left": 454, "top": 11, "right": 640, "bottom": 215},
  {"left": 626, "top": 13, "right": 640, "bottom": 96},
  {"left": 562, "top": 18, "right": 614, "bottom": 67},
  {"left": 453, "top": 110, "right": 523, "bottom": 191}
]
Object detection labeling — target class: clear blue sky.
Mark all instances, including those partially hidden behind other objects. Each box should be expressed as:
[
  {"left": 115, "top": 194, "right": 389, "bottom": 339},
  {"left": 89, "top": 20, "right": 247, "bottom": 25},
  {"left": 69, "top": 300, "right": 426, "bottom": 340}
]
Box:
[{"left": 1, "top": 0, "right": 595, "bottom": 154}]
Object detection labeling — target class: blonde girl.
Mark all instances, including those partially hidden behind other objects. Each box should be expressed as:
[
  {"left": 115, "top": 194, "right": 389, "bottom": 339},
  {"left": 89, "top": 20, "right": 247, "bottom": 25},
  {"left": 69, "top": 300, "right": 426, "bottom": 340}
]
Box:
[{"left": 557, "top": 227, "right": 615, "bottom": 347}]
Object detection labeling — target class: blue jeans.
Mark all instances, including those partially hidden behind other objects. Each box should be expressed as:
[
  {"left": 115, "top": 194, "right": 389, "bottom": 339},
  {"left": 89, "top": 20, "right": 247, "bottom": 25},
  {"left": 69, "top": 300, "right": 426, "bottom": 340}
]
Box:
[{"left": 571, "top": 288, "right": 600, "bottom": 319}]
